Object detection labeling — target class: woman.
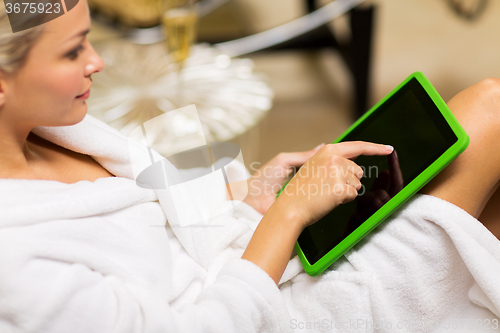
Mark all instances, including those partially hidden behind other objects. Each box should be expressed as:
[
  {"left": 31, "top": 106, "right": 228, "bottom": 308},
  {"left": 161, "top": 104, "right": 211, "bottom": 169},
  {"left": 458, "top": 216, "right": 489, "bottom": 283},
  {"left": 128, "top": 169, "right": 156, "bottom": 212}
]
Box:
[{"left": 0, "top": 0, "right": 498, "bottom": 331}]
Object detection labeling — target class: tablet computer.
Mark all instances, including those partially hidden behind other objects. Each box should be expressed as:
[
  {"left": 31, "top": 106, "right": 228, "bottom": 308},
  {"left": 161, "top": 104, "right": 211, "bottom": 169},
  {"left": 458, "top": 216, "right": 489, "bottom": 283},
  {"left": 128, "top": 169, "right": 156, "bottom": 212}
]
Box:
[{"left": 276, "top": 72, "right": 469, "bottom": 276}]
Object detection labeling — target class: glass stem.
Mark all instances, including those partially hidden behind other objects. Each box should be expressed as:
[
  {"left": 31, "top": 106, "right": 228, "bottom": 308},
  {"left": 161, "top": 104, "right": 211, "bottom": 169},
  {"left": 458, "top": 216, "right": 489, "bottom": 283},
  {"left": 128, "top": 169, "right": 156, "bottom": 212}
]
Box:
[{"left": 177, "top": 61, "right": 184, "bottom": 107}]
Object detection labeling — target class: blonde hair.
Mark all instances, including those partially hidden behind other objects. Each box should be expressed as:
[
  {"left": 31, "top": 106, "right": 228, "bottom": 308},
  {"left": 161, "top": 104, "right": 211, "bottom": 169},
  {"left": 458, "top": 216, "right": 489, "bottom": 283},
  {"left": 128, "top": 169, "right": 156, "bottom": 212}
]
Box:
[{"left": 0, "top": 1, "right": 60, "bottom": 75}]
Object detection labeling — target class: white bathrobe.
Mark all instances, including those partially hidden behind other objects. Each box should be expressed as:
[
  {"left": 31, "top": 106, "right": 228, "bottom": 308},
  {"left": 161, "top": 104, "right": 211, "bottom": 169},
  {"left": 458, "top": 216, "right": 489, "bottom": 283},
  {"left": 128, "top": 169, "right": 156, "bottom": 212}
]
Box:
[{"left": 0, "top": 114, "right": 499, "bottom": 333}]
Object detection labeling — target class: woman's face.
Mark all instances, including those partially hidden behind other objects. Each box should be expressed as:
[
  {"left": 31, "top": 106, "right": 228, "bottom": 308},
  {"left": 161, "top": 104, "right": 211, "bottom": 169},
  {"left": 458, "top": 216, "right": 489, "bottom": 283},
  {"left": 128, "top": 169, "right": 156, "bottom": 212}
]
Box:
[{"left": 2, "top": 0, "right": 104, "bottom": 131}]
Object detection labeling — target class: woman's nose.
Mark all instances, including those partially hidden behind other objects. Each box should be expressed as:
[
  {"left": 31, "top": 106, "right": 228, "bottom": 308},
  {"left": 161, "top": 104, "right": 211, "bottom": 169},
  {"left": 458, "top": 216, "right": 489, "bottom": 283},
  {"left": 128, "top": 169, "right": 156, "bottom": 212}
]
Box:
[{"left": 85, "top": 45, "right": 105, "bottom": 76}]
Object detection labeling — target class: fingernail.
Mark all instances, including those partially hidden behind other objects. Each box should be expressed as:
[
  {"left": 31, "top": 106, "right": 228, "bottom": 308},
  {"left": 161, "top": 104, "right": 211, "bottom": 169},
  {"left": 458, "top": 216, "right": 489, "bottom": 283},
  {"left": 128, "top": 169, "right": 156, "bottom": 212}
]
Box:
[
  {"left": 314, "top": 143, "right": 326, "bottom": 150},
  {"left": 385, "top": 145, "right": 394, "bottom": 152}
]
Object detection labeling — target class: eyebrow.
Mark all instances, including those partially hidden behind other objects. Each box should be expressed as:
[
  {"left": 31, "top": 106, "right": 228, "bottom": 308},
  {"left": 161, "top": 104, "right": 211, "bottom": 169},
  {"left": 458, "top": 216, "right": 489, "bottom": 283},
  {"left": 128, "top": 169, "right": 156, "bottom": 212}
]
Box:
[{"left": 68, "top": 28, "right": 90, "bottom": 41}]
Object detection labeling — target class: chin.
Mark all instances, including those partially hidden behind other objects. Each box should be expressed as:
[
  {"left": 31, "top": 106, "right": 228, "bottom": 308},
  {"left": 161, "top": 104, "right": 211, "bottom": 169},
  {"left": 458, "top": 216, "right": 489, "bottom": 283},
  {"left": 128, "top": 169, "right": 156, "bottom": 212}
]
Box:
[{"left": 67, "top": 102, "right": 88, "bottom": 126}]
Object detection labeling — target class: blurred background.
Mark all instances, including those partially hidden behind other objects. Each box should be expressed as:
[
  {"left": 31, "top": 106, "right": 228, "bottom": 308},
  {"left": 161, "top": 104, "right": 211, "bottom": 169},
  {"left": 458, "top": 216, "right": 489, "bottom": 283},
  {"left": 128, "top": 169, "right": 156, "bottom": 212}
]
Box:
[{"left": 86, "top": 0, "right": 500, "bottom": 171}]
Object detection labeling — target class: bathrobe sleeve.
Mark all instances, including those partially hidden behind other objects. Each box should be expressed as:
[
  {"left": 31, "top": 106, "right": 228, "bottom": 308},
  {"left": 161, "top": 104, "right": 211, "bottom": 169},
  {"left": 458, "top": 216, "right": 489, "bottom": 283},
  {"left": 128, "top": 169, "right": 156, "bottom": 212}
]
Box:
[
  {"left": 0, "top": 250, "right": 291, "bottom": 333},
  {"left": 2, "top": 112, "right": 294, "bottom": 332}
]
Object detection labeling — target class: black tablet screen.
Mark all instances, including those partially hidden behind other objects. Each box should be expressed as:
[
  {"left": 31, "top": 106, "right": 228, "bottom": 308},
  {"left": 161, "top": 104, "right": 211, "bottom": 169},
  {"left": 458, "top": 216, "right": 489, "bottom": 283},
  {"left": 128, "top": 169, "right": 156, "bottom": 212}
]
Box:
[{"left": 298, "top": 78, "right": 458, "bottom": 265}]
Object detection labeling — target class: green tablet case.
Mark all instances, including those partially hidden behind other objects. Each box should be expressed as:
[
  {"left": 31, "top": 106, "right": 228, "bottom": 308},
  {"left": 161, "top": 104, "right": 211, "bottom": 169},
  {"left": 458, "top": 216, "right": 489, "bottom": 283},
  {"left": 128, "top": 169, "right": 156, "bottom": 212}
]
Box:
[{"left": 276, "top": 72, "right": 469, "bottom": 276}]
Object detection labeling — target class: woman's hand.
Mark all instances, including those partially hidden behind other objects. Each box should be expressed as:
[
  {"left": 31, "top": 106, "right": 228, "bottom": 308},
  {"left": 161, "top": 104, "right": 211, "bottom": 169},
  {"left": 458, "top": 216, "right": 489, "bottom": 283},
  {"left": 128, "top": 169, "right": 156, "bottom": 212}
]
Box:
[
  {"left": 275, "top": 141, "right": 394, "bottom": 229},
  {"left": 242, "top": 143, "right": 325, "bottom": 215},
  {"left": 242, "top": 141, "right": 393, "bottom": 284}
]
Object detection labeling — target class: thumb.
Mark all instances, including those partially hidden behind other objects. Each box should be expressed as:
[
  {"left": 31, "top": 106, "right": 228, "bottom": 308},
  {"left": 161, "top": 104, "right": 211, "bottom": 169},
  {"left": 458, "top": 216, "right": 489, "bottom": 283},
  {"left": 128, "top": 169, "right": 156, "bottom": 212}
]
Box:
[
  {"left": 312, "top": 143, "right": 326, "bottom": 151},
  {"left": 278, "top": 149, "right": 321, "bottom": 168},
  {"left": 286, "top": 143, "right": 325, "bottom": 166},
  {"left": 271, "top": 143, "right": 326, "bottom": 169}
]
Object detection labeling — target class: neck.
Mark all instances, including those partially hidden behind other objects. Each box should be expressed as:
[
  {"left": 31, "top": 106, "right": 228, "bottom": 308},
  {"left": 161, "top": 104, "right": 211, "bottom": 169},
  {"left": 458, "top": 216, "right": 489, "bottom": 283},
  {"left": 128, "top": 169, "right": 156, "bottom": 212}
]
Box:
[{"left": 0, "top": 113, "right": 42, "bottom": 178}]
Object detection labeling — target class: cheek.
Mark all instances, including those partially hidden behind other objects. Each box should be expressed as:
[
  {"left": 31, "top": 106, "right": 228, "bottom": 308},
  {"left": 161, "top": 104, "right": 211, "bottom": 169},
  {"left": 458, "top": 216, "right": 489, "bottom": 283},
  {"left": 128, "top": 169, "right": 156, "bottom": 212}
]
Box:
[
  {"left": 23, "top": 64, "right": 82, "bottom": 108},
  {"left": 45, "top": 66, "right": 83, "bottom": 101},
  {"left": 22, "top": 65, "right": 86, "bottom": 125},
  {"left": 12, "top": 65, "right": 81, "bottom": 113}
]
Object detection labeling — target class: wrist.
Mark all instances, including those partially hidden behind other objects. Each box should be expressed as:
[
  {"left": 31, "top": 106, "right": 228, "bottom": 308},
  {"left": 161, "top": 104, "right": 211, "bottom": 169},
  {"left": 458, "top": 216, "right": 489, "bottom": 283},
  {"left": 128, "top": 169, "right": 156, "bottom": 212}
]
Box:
[
  {"left": 266, "top": 197, "right": 307, "bottom": 234},
  {"left": 242, "top": 191, "right": 260, "bottom": 213},
  {"left": 243, "top": 195, "right": 305, "bottom": 284}
]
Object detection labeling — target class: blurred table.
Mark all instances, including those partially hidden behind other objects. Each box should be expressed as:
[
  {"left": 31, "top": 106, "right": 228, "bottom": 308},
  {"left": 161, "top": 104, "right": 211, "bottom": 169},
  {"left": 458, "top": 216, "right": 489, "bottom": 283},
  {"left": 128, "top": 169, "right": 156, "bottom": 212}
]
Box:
[{"left": 86, "top": 38, "right": 273, "bottom": 164}]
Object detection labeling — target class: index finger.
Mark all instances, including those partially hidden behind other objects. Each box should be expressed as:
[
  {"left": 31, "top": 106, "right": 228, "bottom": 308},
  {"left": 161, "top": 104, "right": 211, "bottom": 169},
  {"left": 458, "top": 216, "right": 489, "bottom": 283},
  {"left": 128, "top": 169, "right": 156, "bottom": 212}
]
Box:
[
  {"left": 330, "top": 141, "right": 394, "bottom": 160},
  {"left": 388, "top": 149, "right": 404, "bottom": 196}
]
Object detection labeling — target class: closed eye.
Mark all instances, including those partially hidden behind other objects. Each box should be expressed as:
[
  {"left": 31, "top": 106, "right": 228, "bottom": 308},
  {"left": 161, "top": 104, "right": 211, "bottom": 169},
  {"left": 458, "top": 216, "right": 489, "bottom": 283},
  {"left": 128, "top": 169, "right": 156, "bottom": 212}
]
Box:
[{"left": 66, "top": 44, "right": 85, "bottom": 60}]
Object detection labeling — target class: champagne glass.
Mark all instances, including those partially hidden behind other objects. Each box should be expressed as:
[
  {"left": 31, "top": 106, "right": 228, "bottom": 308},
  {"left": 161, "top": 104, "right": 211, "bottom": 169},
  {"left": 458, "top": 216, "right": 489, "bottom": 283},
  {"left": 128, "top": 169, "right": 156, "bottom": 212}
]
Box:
[{"left": 161, "top": 0, "right": 198, "bottom": 106}]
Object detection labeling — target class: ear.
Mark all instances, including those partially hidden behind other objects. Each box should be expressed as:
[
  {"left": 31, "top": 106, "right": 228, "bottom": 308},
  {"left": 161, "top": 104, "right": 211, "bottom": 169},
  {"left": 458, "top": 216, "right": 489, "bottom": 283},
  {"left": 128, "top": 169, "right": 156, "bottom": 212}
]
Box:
[{"left": 0, "top": 70, "right": 8, "bottom": 109}]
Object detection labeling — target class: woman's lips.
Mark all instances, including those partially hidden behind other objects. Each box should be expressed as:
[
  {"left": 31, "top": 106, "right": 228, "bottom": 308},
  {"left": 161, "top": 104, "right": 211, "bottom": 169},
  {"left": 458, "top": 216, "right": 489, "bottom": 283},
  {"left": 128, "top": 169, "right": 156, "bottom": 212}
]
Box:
[{"left": 76, "top": 88, "right": 90, "bottom": 99}]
